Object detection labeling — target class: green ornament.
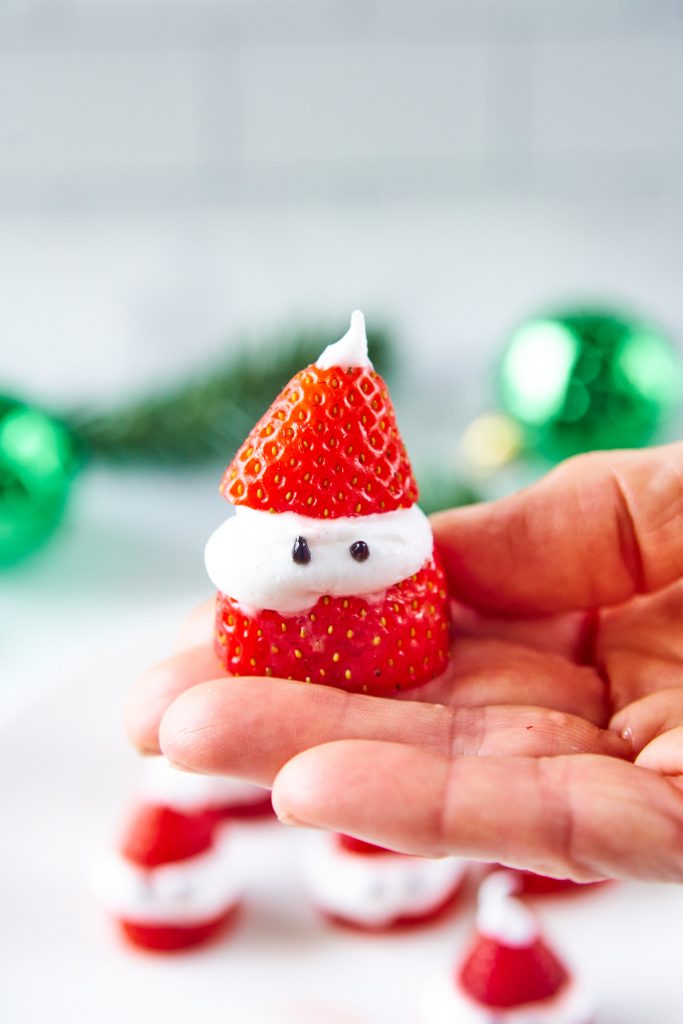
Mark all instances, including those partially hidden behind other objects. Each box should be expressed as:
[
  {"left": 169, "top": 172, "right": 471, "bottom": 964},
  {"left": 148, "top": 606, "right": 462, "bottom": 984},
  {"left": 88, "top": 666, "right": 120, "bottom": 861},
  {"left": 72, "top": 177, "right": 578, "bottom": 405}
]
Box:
[
  {"left": 0, "top": 396, "right": 81, "bottom": 566},
  {"left": 497, "top": 308, "right": 683, "bottom": 463}
]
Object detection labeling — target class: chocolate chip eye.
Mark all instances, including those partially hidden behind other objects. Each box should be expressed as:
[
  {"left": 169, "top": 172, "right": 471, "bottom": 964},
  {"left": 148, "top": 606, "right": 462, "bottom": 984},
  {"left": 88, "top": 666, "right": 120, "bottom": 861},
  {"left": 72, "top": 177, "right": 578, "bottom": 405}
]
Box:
[
  {"left": 350, "top": 540, "right": 370, "bottom": 562},
  {"left": 292, "top": 536, "right": 311, "bottom": 565}
]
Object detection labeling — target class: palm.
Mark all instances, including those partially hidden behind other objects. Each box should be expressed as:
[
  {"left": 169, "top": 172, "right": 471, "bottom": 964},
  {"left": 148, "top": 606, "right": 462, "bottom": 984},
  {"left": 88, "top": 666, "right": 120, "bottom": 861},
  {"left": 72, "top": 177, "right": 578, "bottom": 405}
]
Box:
[{"left": 127, "top": 444, "right": 683, "bottom": 883}]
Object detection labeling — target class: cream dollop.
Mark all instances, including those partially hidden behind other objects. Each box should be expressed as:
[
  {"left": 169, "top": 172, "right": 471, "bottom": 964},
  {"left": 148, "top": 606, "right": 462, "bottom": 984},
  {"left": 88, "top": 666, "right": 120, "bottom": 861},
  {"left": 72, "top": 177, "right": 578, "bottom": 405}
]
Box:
[
  {"left": 316, "top": 309, "right": 373, "bottom": 370},
  {"left": 91, "top": 830, "right": 241, "bottom": 926},
  {"left": 205, "top": 504, "right": 433, "bottom": 615},
  {"left": 476, "top": 871, "right": 538, "bottom": 947},
  {"left": 302, "top": 832, "right": 466, "bottom": 928},
  {"left": 141, "top": 756, "right": 270, "bottom": 811}
]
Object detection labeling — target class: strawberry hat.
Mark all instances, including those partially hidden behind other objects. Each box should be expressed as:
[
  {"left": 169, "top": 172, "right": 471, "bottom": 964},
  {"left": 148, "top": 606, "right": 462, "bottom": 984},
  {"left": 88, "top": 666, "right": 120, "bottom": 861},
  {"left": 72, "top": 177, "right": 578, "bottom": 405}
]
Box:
[
  {"left": 120, "top": 804, "right": 217, "bottom": 869},
  {"left": 221, "top": 311, "right": 418, "bottom": 518},
  {"left": 457, "top": 872, "right": 571, "bottom": 1010}
]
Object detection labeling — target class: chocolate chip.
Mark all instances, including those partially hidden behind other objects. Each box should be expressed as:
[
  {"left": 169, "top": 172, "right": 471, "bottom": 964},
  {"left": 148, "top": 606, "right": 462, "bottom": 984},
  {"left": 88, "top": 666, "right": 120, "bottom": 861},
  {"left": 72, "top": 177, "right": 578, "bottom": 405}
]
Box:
[
  {"left": 350, "top": 540, "right": 370, "bottom": 562},
  {"left": 292, "top": 536, "right": 311, "bottom": 565}
]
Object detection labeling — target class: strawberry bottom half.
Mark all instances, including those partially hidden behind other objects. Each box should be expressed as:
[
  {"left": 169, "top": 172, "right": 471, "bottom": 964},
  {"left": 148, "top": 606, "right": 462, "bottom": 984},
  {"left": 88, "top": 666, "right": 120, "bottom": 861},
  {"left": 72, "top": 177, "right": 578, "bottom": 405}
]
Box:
[
  {"left": 118, "top": 907, "right": 238, "bottom": 953},
  {"left": 214, "top": 554, "right": 451, "bottom": 697}
]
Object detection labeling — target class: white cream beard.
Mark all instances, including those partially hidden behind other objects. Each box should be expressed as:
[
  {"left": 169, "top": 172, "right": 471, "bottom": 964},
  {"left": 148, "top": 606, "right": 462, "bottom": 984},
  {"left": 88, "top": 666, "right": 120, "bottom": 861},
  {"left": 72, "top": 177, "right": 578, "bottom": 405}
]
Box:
[
  {"left": 205, "top": 501, "right": 436, "bottom": 610},
  {"left": 303, "top": 832, "right": 467, "bottom": 927},
  {"left": 420, "top": 974, "right": 594, "bottom": 1024},
  {"left": 205, "top": 504, "right": 434, "bottom": 615},
  {"left": 92, "top": 830, "right": 241, "bottom": 926},
  {"left": 141, "top": 756, "right": 269, "bottom": 811}
]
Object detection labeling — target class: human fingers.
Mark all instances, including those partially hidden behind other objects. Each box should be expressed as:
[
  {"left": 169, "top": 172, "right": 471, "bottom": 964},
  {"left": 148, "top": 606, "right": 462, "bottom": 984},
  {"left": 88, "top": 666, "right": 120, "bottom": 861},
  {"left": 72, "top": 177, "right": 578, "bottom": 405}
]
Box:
[
  {"left": 596, "top": 580, "right": 683, "bottom": 710},
  {"left": 158, "top": 675, "right": 627, "bottom": 784},
  {"left": 432, "top": 443, "right": 683, "bottom": 615},
  {"left": 611, "top": 689, "right": 683, "bottom": 753},
  {"left": 451, "top": 601, "right": 593, "bottom": 662},
  {"left": 272, "top": 741, "right": 683, "bottom": 882},
  {"left": 124, "top": 644, "right": 222, "bottom": 754},
  {"left": 610, "top": 689, "right": 683, "bottom": 776},
  {"left": 127, "top": 628, "right": 606, "bottom": 758},
  {"left": 416, "top": 637, "right": 608, "bottom": 725},
  {"left": 175, "top": 598, "right": 214, "bottom": 651}
]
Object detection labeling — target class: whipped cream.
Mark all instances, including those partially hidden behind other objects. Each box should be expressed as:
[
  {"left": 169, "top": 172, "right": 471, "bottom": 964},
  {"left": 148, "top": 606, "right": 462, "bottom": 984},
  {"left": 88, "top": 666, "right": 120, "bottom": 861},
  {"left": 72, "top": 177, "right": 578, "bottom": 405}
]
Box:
[
  {"left": 420, "top": 974, "right": 594, "bottom": 1024},
  {"left": 91, "top": 830, "right": 241, "bottom": 926},
  {"left": 477, "top": 871, "right": 538, "bottom": 946},
  {"left": 141, "top": 756, "right": 269, "bottom": 811},
  {"left": 302, "top": 832, "right": 466, "bottom": 928},
  {"left": 205, "top": 504, "right": 433, "bottom": 615},
  {"left": 316, "top": 310, "right": 373, "bottom": 370}
]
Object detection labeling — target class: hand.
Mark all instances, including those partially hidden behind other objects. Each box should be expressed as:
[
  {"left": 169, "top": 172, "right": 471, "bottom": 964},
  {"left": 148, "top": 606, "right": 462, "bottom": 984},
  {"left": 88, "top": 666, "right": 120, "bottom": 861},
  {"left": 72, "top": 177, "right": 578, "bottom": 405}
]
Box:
[{"left": 126, "top": 443, "right": 683, "bottom": 883}]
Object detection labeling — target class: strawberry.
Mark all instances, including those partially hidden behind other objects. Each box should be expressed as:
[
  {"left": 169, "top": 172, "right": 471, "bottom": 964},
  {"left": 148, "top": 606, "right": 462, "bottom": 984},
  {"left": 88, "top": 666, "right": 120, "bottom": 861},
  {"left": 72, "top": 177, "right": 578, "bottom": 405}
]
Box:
[
  {"left": 336, "top": 835, "right": 392, "bottom": 856},
  {"left": 458, "top": 934, "right": 571, "bottom": 1009},
  {"left": 99, "top": 803, "right": 241, "bottom": 954},
  {"left": 208, "top": 313, "right": 452, "bottom": 697},
  {"left": 120, "top": 805, "right": 217, "bottom": 868},
  {"left": 119, "top": 909, "right": 237, "bottom": 953},
  {"left": 512, "top": 869, "right": 607, "bottom": 898},
  {"left": 221, "top": 363, "right": 417, "bottom": 518},
  {"left": 214, "top": 553, "right": 450, "bottom": 695}
]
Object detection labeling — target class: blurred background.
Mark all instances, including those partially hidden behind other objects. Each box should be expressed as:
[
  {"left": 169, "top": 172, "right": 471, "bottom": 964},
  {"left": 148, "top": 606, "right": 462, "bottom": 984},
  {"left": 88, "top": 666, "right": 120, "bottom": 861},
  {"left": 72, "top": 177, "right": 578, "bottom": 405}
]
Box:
[
  {"left": 3, "top": 0, "right": 683, "bottom": 715},
  {"left": 3, "top": 1, "right": 683, "bottom": 1020}
]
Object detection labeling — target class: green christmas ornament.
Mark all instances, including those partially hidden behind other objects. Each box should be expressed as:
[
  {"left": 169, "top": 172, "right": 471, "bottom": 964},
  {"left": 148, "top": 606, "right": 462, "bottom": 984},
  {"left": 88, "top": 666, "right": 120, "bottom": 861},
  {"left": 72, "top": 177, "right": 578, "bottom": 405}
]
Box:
[
  {"left": 497, "top": 308, "right": 683, "bottom": 463},
  {"left": 0, "top": 396, "right": 81, "bottom": 566}
]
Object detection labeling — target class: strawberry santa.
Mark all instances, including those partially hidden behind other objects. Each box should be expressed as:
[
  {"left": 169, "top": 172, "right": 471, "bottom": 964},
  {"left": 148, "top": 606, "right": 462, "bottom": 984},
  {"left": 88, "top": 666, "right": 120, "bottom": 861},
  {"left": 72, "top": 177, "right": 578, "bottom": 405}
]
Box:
[
  {"left": 205, "top": 310, "right": 450, "bottom": 695},
  {"left": 421, "top": 873, "right": 594, "bottom": 1024},
  {"left": 93, "top": 774, "right": 242, "bottom": 952},
  {"left": 303, "top": 832, "right": 467, "bottom": 932}
]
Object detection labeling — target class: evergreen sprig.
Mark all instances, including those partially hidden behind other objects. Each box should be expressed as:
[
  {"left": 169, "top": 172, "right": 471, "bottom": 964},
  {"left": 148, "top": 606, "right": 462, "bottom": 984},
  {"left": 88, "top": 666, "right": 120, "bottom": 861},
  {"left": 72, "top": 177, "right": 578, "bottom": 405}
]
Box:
[{"left": 66, "top": 323, "right": 392, "bottom": 465}]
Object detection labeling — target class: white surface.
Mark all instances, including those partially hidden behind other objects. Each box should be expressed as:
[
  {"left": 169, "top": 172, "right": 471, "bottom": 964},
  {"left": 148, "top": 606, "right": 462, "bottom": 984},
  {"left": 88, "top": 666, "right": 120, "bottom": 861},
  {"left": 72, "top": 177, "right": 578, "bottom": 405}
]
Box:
[{"left": 3, "top": 633, "right": 683, "bottom": 1024}]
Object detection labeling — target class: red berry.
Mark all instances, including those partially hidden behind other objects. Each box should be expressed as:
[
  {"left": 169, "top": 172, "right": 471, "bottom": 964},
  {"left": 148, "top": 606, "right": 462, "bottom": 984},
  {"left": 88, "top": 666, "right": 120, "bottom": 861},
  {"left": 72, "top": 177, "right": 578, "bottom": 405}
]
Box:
[
  {"left": 214, "top": 554, "right": 450, "bottom": 696},
  {"left": 336, "top": 834, "right": 393, "bottom": 856},
  {"left": 220, "top": 363, "right": 417, "bottom": 518},
  {"left": 506, "top": 869, "right": 609, "bottom": 898},
  {"left": 120, "top": 805, "right": 216, "bottom": 868},
  {"left": 458, "top": 934, "right": 570, "bottom": 1008},
  {"left": 119, "top": 907, "right": 237, "bottom": 952}
]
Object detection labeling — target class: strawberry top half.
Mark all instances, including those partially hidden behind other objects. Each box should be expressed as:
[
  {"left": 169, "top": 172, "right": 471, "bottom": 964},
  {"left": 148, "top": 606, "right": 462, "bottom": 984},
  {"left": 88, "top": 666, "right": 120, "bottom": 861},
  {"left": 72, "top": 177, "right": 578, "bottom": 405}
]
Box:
[
  {"left": 221, "top": 362, "right": 418, "bottom": 518},
  {"left": 121, "top": 805, "right": 217, "bottom": 868},
  {"left": 458, "top": 933, "right": 571, "bottom": 1009}
]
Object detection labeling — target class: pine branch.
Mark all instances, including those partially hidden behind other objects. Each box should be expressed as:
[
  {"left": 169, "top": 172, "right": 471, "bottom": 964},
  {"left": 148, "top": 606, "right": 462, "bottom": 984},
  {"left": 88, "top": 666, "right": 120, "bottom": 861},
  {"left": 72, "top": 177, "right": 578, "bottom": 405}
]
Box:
[{"left": 66, "top": 323, "right": 393, "bottom": 465}]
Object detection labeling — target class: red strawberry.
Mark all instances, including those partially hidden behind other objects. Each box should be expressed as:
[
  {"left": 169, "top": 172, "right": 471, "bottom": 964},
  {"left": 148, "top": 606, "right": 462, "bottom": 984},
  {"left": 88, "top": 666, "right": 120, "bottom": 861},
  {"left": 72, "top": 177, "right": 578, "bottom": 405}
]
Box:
[
  {"left": 221, "top": 362, "right": 417, "bottom": 518},
  {"left": 119, "top": 909, "right": 237, "bottom": 953},
  {"left": 458, "top": 934, "right": 571, "bottom": 1009},
  {"left": 214, "top": 553, "right": 450, "bottom": 695},
  {"left": 513, "top": 869, "right": 608, "bottom": 898},
  {"left": 336, "top": 834, "right": 392, "bottom": 856},
  {"left": 120, "top": 805, "right": 217, "bottom": 868}
]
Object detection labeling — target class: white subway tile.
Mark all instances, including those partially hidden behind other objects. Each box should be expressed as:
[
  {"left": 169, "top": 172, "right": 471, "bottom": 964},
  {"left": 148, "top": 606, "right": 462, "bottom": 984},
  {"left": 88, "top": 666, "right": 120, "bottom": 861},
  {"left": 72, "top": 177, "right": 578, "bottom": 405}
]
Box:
[
  {"left": 226, "top": 39, "right": 493, "bottom": 179},
  {"left": 532, "top": 37, "right": 683, "bottom": 158},
  {"left": 0, "top": 50, "right": 206, "bottom": 180}
]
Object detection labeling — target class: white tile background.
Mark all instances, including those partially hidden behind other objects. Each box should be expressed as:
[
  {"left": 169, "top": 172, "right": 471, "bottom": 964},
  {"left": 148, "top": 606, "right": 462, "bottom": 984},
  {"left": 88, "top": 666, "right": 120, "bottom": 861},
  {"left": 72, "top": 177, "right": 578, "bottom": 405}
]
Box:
[{"left": 0, "top": 0, "right": 682, "bottom": 405}]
